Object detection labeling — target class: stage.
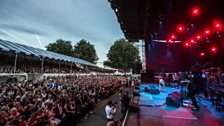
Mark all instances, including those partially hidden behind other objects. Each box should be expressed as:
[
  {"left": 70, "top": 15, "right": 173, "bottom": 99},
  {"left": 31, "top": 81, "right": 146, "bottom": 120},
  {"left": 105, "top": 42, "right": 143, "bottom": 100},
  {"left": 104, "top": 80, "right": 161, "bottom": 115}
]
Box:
[{"left": 125, "top": 84, "right": 224, "bottom": 126}]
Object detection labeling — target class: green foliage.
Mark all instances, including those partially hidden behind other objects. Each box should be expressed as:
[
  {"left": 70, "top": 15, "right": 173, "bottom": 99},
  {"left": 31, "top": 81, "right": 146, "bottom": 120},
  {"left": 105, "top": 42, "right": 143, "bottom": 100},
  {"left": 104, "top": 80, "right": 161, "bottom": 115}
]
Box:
[
  {"left": 104, "top": 38, "right": 139, "bottom": 71},
  {"left": 73, "top": 39, "right": 99, "bottom": 64},
  {"left": 46, "top": 39, "right": 73, "bottom": 56},
  {"left": 46, "top": 39, "right": 98, "bottom": 64}
]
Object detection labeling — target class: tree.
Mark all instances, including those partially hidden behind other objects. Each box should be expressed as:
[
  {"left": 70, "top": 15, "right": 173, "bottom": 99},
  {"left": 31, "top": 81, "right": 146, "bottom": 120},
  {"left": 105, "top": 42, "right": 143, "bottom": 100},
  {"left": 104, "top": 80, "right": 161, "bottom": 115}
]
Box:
[
  {"left": 46, "top": 39, "right": 73, "bottom": 56},
  {"left": 104, "top": 38, "right": 139, "bottom": 72},
  {"left": 73, "top": 39, "right": 99, "bottom": 64}
]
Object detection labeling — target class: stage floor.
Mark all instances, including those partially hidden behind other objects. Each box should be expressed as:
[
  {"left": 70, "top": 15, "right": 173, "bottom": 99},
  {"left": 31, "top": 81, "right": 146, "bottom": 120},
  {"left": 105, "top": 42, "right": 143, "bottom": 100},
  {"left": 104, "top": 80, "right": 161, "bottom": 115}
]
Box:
[{"left": 125, "top": 84, "right": 224, "bottom": 126}]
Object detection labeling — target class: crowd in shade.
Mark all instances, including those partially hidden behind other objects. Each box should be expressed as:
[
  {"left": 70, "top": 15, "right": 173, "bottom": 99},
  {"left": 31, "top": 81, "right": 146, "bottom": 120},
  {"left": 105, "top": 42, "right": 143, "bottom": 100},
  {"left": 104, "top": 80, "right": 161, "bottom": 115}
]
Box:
[
  {"left": 0, "top": 61, "right": 85, "bottom": 74},
  {"left": 0, "top": 65, "right": 82, "bottom": 74},
  {"left": 0, "top": 57, "right": 114, "bottom": 74},
  {"left": 0, "top": 75, "right": 126, "bottom": 126}
]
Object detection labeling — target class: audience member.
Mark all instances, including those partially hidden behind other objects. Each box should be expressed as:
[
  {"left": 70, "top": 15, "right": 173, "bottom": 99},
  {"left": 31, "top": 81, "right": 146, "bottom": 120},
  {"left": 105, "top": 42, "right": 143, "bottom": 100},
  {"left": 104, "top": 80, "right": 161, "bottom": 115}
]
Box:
[{"left": 0, "top": 75, "right": 124, "bottom": 125}]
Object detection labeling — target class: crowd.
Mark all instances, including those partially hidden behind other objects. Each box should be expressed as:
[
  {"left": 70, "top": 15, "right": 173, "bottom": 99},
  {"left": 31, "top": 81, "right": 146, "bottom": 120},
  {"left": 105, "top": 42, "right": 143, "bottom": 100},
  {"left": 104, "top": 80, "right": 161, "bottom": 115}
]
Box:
[
  {"left": 0, "top": 63, "right": 84, "bottom": 74},
  {"left": 0, "top": 63, "right": 114, "bottom": 74},
  {"left": 0, "top": 75, "right": 125, "bottom": 126}
]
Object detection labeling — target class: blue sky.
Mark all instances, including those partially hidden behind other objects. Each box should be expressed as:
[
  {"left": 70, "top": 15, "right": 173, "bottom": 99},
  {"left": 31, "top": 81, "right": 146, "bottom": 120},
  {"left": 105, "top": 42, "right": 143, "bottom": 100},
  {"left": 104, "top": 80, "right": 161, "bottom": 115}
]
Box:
[{"left": 0, "top": 0, "right": 124, "bottom": 65}]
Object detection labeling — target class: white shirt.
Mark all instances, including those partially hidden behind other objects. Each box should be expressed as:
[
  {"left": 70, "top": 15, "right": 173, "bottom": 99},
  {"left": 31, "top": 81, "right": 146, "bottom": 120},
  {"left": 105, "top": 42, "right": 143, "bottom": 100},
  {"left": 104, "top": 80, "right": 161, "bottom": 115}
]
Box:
[
  {"left": 105, "top": 105, "right": 116, "bottom": 119},
  {"left": 159, "top": 78, "right": 165, "bottom": 85},
  {"left": 131, "top": 80, "right": 135, "bottom": 87},
  {"left": 57, "top": 85, "right": 63, "bottom": 91}
]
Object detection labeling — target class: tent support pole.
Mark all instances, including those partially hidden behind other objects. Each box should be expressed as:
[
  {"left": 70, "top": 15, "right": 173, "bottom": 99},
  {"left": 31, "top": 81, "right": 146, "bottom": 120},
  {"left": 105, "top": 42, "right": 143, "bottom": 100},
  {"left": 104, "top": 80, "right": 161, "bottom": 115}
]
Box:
[
  {"left": 70, "top": 62, "right": 73, "bottom": 73},
  {"left": 59, "top": 61, "right": 61, "bottom": 73},
  {"left": 14, "top": 53, "right": 18, "bottom": 73},
  {"left": 41, "top": 58, "right": 44, "bottom": 73}
]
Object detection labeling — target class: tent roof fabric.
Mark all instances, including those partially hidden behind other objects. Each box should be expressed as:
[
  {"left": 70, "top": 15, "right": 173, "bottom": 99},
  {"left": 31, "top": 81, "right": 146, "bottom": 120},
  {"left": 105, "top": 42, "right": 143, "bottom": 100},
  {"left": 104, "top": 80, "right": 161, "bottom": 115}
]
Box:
[{"left": 0, "top": 39, "right": 95, "bottom": 66}]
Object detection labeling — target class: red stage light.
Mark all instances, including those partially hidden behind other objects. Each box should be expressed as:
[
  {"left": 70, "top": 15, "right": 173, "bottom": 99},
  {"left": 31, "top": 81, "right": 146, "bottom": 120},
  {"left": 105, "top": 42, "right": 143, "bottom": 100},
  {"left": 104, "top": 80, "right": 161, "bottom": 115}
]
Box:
[
  {"left": 211, "top": 47, "right": 217, "bottom": 53},
  {"left": 192, "top": 7, "right": 200, "bottom": 16},
  {"left": 168, "top": 39, "right": 173, "bottom": 43},
  {"left": 216, "top": 24, "right": 220, "bottom": 28},
  {"left": 177, "top": 25, "right": 184, "bottom": 32},
  {"left": 196, "top": 34, "right": 202, "bottom": 40},
  {"left": 185, "top": 42, "right": 190, "bottom": 46},
  {"left": 200, "top": 52, "right": 205, "bottom": 56},
  {"left": 204, "top": 28, "right": 211, "bottom": 35},
  {"left": 190, "top": 39, "right": 195, "bottom": 43},
  {"left": 213, "top": 20, "right": 223, "bottom": 31},
  {"left": 170, "top": 34, "right": 176, "bottom": 39}
]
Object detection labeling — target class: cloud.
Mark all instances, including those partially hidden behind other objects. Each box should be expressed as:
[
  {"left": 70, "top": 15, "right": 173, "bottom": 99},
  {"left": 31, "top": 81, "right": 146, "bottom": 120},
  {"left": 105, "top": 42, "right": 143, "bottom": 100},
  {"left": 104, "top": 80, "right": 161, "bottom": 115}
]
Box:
[
  {"left": 0, "top": 30, "right": 7, "bottom": 36},
  {"left": 0, "top": 0, "right": 124, "bottom": 62},
  {"left": 0, "top": 23, "right": 47, "bottom": 36},
  {"left": 0, "top": 29, "right": 28, "bottom": 45}
]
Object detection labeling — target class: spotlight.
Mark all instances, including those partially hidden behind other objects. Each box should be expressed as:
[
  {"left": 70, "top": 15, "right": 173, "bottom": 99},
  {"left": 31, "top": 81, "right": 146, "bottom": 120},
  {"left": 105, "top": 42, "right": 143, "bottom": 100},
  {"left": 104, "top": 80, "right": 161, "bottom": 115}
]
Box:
[
  {"left": 211, "top": 47, "right": 217, "bottom": 53},
  {"left": 177, "top": 25, "right": 184, "bottom": 32},
  {"left": 213, "top": 20, "right": 222, "bottom": 31},
  {"left": 196, "top": 34, "right": 202, "bottom": 40},
  {"left": 190, "top": 39, "right": 195, "bottom": 43},
  {"left": 170, "top": 34, "right": 176, "bottom": 39},
  {"left": 191, "top": 7, "right": 200, "bottom": 16},
  {"left": 167, "top": 39, "right": 173, "bottom": 43},
  {"left": 216, "top": 24, "right": 220, "bottom": 28},
  {"left": 200, "top": 52, "right": 205, "bottom": 56},
  {"left": 185, "top": 42, "right": 190, "bottom": 46},
  {"left": 115, "top": 8, "right": 118, "bottom": 12},
  {"left": 204, "top": 28, "right": 211, "bottom": 35}
]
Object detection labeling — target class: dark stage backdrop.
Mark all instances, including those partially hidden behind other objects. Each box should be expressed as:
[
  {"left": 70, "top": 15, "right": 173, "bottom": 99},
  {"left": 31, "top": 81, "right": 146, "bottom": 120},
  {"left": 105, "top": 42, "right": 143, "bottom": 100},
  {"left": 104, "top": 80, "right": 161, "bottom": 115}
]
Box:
[
  {"left": 148, "top": 39, "right": 224, "bottom": 73},
  {"left": 148, "top": 42, "right": 196, "bottom": 72}
]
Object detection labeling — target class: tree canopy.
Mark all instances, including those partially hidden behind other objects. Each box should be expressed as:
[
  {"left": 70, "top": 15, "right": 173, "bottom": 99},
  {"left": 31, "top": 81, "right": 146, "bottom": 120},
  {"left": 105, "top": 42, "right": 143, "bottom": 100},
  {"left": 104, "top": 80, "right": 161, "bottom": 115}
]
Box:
[
  {"left": 104, "top": 38, "right": 139, "bottom": 71},
  {"left": 73, "top": 39, "right": 99, "bottom": 64},
  {"left": 46, "top": 39, "right": 73, "bottom": 56},
  {"left": 46, "top": 39, "right": 98, "bottom": 64}
]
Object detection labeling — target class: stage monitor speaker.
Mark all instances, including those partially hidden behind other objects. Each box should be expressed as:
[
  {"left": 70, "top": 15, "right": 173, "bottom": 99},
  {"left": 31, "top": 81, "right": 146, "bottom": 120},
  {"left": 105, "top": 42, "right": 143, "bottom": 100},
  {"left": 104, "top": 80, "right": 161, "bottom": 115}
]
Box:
[
  {"left": 144, "top": 85, "right": 160, "bottom": 94},
  {"left": 168, "top": 91, "right": 181, "bottom": 98},
  {"left": 166, "top": 91, "right": 181, "bottom": 107}
]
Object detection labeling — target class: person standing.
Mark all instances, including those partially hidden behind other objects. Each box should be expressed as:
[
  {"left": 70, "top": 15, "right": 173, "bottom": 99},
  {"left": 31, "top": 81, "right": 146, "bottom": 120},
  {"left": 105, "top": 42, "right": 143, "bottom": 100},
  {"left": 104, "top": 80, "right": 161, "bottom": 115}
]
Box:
[
  {"left": 121, "top": 92, "right": 130, "bottom": 118},
  {"left": 105, "top": 100, "right": 116, "bottom": 121},
  {"left": 201, "top": 70, "right": 209, "bottom": 100},
  {"left": 189, "top": 64, "right": 202, "bottom": 111},
  {"left": 159, "top": 76, "right": 165, "bottom": 92},
  {"left": 94, "top": 88, "right": 99, "bottom": 104},
  {"left": 119, "top": 90, "right": 124, "bottom": 113}
]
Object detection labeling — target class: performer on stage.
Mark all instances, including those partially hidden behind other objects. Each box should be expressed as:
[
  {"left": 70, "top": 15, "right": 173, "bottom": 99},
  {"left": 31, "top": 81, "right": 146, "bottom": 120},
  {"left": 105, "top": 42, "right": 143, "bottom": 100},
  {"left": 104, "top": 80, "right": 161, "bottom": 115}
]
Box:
[
  {"left": 159, "top": 76, "right": 165, "bottom": 92},
  {"left": 188, "top": 64, "right": 203, "bottom": 111}
]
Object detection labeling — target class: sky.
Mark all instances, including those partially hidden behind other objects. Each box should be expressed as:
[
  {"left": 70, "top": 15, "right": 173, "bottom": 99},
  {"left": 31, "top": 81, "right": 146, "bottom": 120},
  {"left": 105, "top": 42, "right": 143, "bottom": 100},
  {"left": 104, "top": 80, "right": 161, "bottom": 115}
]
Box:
[{"left": 0, "top": 0, "right": 124, "bottom": 66}]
